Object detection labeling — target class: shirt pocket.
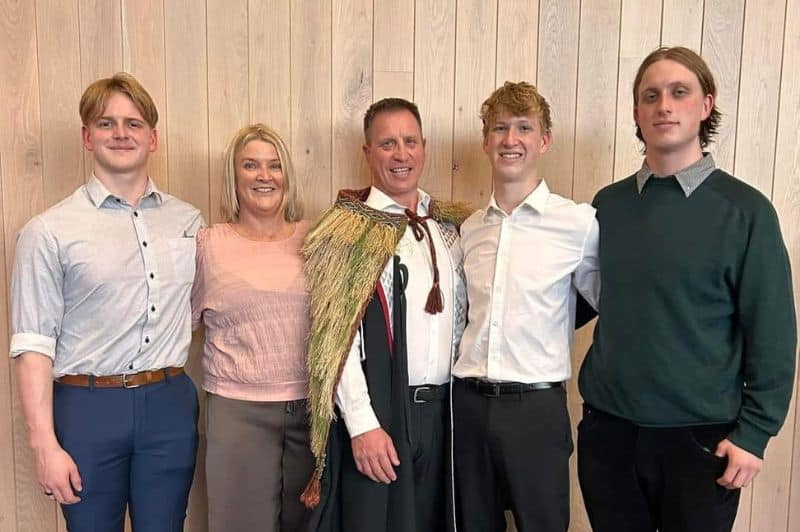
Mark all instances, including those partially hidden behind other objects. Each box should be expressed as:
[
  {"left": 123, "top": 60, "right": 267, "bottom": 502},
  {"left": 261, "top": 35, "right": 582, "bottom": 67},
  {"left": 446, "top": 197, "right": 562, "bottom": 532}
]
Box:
[{"left": 166, "top": 237, "right": 196, "bottom": 283}]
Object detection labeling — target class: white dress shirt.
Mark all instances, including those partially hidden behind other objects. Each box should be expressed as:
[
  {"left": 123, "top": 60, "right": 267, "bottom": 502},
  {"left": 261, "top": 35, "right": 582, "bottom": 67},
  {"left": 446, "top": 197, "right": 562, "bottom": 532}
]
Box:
[
  {"left": 453, "top": 180, "right": 599, "bottom": 383},
  {"left": 336, "top": 187, "right": 460, "bottom": 437},
  {"left": 10, "top": 175, "right": 204, "bottom": 377}
]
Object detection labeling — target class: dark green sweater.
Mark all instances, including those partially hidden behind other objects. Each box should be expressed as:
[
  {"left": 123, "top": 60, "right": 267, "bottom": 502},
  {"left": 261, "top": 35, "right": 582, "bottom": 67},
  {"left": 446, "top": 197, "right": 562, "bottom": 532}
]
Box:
[{"left": 578, "top": 169, "right": 796, "bottom": 458}]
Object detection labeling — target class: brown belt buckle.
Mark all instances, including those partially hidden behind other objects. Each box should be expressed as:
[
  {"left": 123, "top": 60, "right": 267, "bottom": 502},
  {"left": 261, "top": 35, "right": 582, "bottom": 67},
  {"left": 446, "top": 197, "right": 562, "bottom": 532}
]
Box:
[{"left": 122, "top": 373, "right": 141, "bottom": 389}]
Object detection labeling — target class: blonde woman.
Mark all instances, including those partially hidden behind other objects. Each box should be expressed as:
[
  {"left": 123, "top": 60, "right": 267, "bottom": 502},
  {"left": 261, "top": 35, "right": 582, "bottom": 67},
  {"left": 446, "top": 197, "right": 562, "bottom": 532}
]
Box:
[{"left": 191, "top": 124, "right": 313, "bottom": 532}]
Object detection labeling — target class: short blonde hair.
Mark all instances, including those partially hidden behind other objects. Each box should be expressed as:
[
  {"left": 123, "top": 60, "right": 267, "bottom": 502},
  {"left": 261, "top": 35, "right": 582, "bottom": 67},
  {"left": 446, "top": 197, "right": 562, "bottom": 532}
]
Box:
[
  {"left": 79, "top": 72, "right": 158, "bottom": 128},
  {"left": 480, "top": 81, "right": 552, "bottom": 137},
  {"left": 220, "top": 124, "right": 303, "bottom": 223}
]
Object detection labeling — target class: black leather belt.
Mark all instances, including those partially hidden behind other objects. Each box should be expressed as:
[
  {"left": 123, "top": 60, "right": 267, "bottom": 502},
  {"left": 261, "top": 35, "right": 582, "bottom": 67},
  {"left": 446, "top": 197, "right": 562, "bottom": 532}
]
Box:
[
  {"left": 409, "top": 384, "right": 448, "bottom": 403},
  {"left": 460, "top": 377, "right": 563, "bottom": 397}
]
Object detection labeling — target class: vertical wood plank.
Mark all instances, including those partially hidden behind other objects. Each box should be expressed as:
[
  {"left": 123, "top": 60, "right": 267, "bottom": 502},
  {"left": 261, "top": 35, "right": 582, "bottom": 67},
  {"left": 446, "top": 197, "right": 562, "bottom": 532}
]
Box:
[
  {"left": 451, "top": 0, "right": 497, "bottom": 207},
  {"left": 121, "top": 0, "right": 169, "bottom": 190},
  {"left": 780, "top": 8, "right": 800, "bottom": 531},
  {"left": 496, "top": 0, "right": 540, "bottom": 85},
  {"left": 0, "top": 0, "right": 48, "bottom": 530},
  {"left": 207, "top": 0, "right": 249, "bottom": 223},
  {"left": 331, "top": 0, "right": 372, "bottom": 194},
  {"left": 612, "top": 0, "right": 662, "bottom": 180},
  {"left": 373, "top": 0, "right": 414, "bottom": 101},
  {"left": 733, "top": 0, "right": 786, "bottom": 196},
  {"left": 78, "top": 0, "right": 123, "bottom": 180},
  {"left": 746, "top": 1, "right": 796, "bottom": 530},
  {"left": 291, "top": 0, "right": 332, "bottom": 215},
  {"left": 661, "top": 0, "right": 704, "bottom": 50},
  {"left": 536, "top": 0, "right": 580, "bottom": 198},
  {"left": 164, "top": 2, "right": 210, "bottom": 529},
  {"left": 249, "top": 0, "right": 292, "bottom": 139},
  {"left": 570, "top": 4, "right": 622, "bottom": 530},
  {"left": 35, "top": 0, "right": 84, "bottom": 207},
  {"left": 414, "top": 0, "right": 456, "bottom": 200},
  {"left": 700, "top": 0, "right": 744, "bottom": 172}
]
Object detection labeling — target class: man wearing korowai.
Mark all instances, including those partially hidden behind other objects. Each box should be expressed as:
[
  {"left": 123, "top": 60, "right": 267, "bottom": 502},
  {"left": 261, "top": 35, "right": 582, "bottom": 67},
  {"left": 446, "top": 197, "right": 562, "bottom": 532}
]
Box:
[{"left": 300, "top": 98, "right": 470, "bottom": 532}]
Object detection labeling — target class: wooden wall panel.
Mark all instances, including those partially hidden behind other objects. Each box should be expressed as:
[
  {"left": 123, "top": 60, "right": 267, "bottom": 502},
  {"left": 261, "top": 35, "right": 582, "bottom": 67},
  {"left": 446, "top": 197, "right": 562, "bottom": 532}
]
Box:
[
  {"left": 701, "top": 0, "right": 744, "bottom": 172},
  {"left": 2, "top": 2, "right": 800, "bottom": 531},
  {"left": 452, "top": 0, "right": 497, "bottom": 206},
  {"left": 414, "top": 0, "right": 456, "bottom": 200},
  {"left": 291, "top": 0, "right": 332, "bottom": 215},
  {"left": 496, "top": 0, "right": 539, "bottom": 85},
  {"left": 612, "top": 0, "right": 661, "bottom": 180},
  {"left": 249, "top": 0, "right": 292, "bottom": 139},
  {"left": 373, "top": 0, "right": 414, "bottom": 101},
  {"left": 535, "top": 0, "right": 579, "bottom": 198},
  {"left": 331, "top": 0, "right": 372, "bottom": 194}
]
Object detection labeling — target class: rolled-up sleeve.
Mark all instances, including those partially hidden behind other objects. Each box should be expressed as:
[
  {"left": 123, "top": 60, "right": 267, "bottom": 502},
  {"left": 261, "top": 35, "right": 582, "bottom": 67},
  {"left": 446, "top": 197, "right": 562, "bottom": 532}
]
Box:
[{"left": 9, "top": 217, "right": 64, "bottom": 360}]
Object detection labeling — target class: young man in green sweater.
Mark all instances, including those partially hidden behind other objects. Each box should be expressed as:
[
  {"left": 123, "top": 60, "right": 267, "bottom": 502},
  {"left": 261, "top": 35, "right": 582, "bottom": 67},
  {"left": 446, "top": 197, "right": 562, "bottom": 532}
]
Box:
[{"left": 577, "top": 46, "right": 796, "bottom": 532}]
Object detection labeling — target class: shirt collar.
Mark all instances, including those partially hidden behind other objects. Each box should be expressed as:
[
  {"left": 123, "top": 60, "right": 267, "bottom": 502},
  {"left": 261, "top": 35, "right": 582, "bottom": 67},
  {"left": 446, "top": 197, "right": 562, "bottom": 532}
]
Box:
[
  {"left": 86, "top": 174, "right": 163, "bottom": 208},
  {"left": 635, "top": 153, "right": 716, "bottom": 197},
  {"left": 485, "top": 179, "right": 550, "bottom": 220},
  {"left": 365, "top": 186, "right": 430, "bottom": 215}
]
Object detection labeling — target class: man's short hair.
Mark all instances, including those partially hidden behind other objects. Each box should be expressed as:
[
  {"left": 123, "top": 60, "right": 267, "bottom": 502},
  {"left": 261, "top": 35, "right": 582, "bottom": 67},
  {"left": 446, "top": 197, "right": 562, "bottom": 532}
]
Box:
[
  {"left": 363, "top": 98, "right": 423, "bottom": 143},
  {"left": 480, "top": 81, "right": 552, "bottom": 137},
  {"left": 79, "top": 72, "right": 159, "bottom": 128},
  {"left": 633, "top": 46, "right": 720, "bottom": 149},
  {"left": 220, "top": 123, "right": 304, "bottom": 223}
]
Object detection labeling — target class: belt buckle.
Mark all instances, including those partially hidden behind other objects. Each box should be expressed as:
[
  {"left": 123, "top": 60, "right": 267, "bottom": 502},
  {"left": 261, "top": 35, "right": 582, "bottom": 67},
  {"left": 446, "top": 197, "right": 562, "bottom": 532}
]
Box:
[
  {"left": 485, "top": 382, "right": 501, "bottom": 397},
  {"left": 122, "top": 373, "right": 141, "bottom": 389},
  {"left": 413, "top": 386, "right": 431, "bottom": 403}
]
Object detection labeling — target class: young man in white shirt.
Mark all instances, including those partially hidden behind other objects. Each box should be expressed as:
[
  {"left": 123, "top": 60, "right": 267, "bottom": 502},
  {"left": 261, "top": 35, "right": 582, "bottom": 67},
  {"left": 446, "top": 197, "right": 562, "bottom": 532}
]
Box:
[{"left": 452, "top": 82, "right": 599, "bottom": 532}]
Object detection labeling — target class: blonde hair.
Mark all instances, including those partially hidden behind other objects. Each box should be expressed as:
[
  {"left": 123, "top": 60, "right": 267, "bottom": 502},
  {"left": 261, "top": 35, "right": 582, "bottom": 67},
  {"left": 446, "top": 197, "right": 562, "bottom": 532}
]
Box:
[
  {"left": 79, "top": 72, "right": 158, "bottom": 127},
  {"left": 480, "top": 81, "right": 552, "bottom": 136},
  {"left": 220, "top": 124, "right": 303, "bottom": 223}
]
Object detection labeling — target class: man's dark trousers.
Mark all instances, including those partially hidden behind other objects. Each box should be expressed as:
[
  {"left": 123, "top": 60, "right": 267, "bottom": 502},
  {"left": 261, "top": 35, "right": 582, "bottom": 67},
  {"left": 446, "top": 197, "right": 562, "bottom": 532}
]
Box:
[{"left": 54, "top": 371, "right": 198, "bottom": 531}]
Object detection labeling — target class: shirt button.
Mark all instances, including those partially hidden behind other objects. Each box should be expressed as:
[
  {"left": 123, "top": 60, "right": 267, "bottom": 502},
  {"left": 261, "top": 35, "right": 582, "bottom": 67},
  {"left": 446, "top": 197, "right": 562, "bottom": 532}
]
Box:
[
  {"left": 142, "top": 241, "right": 147, "bottom": 247},
  {"left": 149, "top": 272, "right": 155, "bottom": 279},
  {"left": 134, "top": 211, "right": 139, "bottom": 217},
  {"left": 128, "top": 363, "right": 134, "bottom": 370},
  {"left": 151, "top": 305, "right": 156, "bottom": 312},
  {"left": 144, "top": 337, "right": 150, "bottom": 344}
]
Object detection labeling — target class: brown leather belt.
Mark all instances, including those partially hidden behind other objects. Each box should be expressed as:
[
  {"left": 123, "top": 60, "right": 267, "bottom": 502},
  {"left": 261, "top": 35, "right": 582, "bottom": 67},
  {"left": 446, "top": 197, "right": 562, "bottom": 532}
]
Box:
[{"left": 55, "top": 367, "right": 184, "bottom": 388}]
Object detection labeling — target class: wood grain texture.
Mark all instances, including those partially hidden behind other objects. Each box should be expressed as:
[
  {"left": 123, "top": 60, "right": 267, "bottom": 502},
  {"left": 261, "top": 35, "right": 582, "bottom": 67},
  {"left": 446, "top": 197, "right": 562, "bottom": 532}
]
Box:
[
  {"left": 414, "top": 0, "right": 456, "bottom": 201},
  {"left": 0, "top": 2, "right": 799, "bottom": 531},
  {"left": 164, "top": 0, "right": 210, "bottom": 218},
  {"left": 451, "top": 0, "right": 497, "bottom": 207},
  {"left": 249, "top": 0, "right": 292, "bottom": 140},
  {"left": 206, "top": 0, "right": 249, "bottom": 223},
  {"left": 0, "top": 0, "right": 49, "bottom": 530},
  {"left": 701, "top": 0, "right": 744, "bottom": 172},
  {"left": 496, "top": 0, "right": 540, "bottom": 85},
  {"left": 35, "top": 0, "right": 84, "bottom": 207},
  {"left": 536, "top": 0, "right": 580, "bottom": 198},
  {"left": 661, "top": 0, "right": 704, "bottom": 50},
  {"left": 291, "top": 0, "right": 332, "bottom": 216},
  {"left": 612, "top": 0, "right": 662, "bottom": 180},
  {"left": 373, "top": 0, "right": 414, "bottom": 100},
  {"left": 733, "top": 0, "right": 786, "bottom": 196},
  {"left": 121, "top": 0, "right": 169, "bottom": 190},
  {"left": 331, "top": 0, "right": 372, "bottom": 194}
]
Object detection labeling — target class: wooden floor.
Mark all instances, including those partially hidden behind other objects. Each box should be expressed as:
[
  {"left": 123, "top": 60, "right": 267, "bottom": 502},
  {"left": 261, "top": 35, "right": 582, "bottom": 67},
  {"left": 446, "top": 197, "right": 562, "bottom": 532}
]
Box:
[{"left": 0, "top": 1, "right": 798, "bottom": 531}]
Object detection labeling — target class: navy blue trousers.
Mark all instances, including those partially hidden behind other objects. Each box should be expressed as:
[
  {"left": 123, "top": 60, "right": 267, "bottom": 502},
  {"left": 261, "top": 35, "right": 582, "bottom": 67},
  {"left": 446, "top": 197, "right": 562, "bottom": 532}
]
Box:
[{"left": 53, "top": 371, "right": 199, "bottom": 532}]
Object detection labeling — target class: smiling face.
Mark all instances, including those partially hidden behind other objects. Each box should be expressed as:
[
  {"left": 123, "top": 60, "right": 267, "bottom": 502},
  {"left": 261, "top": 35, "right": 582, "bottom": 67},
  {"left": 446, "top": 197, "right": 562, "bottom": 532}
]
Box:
[
  {"left": 483, "top": 110, "right": 551, "bottom": 185},
  {"left": 634, "top": 59, "right": 713, "bottom": 163},
  {"left": 363, "top": 109, "right": 426, "bottom": 208},
  {"left": 81, "top": 91, "right": 157, "bottom": 181},
  {"left": 235, "top": 139, "right": 285, "bottom": 220}
]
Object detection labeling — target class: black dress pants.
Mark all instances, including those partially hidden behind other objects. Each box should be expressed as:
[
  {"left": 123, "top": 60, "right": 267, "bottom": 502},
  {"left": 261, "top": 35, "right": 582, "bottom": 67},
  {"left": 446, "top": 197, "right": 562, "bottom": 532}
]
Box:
[
  {"left": 453, "top": 380, "right": 572, "bottom": 532},
  {"left": 577, "top": 404, "right": 740, "bottom": 532}
]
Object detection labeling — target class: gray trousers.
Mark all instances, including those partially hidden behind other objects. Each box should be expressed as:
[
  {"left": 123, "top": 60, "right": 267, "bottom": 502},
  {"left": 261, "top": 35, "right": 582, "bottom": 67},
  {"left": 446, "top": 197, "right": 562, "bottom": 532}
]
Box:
[{"left": 206, "top": 393, "right": 314, "bottom": 532}]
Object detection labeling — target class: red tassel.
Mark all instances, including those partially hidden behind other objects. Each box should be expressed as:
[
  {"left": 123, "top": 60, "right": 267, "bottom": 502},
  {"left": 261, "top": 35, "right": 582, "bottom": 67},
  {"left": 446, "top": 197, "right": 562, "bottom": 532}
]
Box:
[
  {"left": 425, "top": 282, "right": 444, "bottom": 314},
  {"left": 300, "top": 475, "right": 321, "bottom": 509}
]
